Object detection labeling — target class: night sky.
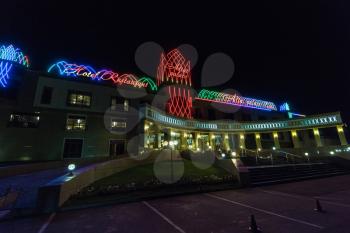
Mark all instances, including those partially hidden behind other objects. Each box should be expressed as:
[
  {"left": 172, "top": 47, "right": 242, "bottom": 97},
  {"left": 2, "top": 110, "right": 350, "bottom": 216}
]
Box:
[{"left": 2, "top": 1, "right": 350, "bottom": 122}]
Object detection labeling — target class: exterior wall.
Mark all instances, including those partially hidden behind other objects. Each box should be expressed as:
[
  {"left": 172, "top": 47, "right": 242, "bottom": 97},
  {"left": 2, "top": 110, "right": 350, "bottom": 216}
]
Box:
[
  {"left": 0, "top": 70, "right": 348, "bottom": 162},
  {"left": 0, "top": 73, "right": 142, "bottom": 162}
]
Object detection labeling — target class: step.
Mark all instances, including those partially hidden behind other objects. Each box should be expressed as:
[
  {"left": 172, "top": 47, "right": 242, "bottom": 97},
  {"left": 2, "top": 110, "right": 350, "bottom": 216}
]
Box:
[
  {"left": 252, "top": 171, "right": 349, "bottom": 186},
  {"left": 249, "top": 168, "right": 347, "bottom": 179},
  {"left": 250, "top": 170, "right": 349, "bottom": 182}
]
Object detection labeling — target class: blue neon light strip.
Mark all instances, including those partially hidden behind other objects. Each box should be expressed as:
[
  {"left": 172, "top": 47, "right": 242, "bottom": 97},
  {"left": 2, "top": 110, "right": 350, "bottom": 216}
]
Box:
[{"left": 0, "top": 44, "right": 29, "bottom": 88}]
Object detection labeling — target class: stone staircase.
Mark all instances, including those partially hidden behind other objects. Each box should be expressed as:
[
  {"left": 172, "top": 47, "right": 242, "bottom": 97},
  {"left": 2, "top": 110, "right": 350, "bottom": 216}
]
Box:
[{"left": 248, "top": 163, "right": 350, "bottom": 186}]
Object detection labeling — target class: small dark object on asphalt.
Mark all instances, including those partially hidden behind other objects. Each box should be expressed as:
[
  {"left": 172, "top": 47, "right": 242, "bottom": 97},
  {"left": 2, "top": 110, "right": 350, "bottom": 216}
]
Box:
[
  {"left": 314, "top": 199, "right": 325, "bottom": 213},
  {"left": 249, "top": 214, "right": 261, "bottom": 233}
]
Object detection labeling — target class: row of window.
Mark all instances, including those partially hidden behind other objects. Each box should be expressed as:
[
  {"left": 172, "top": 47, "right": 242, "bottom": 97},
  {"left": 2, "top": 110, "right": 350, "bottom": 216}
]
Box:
[
  {"left": 8, "top": 113, "right": 127, "bottom": 131},
  {"left": 40, "top": 86, "right": 129, "bottom": 111}
]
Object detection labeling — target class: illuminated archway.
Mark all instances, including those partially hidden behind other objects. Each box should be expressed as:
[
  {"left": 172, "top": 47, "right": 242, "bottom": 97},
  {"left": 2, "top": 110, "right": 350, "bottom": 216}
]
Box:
[{"left": 138, "top": 77, "right": 158, "bottom": 91}]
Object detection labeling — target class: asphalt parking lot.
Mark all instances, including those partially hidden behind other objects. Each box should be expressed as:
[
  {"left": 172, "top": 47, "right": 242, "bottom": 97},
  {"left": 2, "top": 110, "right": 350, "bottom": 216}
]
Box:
[{"left": 2, "top": 174, "right": 350, "bottom": 233}]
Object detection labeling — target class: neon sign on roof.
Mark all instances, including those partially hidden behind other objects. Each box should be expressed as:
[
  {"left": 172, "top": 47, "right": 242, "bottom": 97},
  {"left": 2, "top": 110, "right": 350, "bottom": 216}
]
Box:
[
  {"left": 157, "top": 49, "right": 193, "bottom": 119},
  {"left": 48, "top": 61, "right": 157, "bottom": 90},
  {"left": 157, "top": 49, "right": 191, "bottom": 86},
  {"left": 0, "top": 44, "right": 29, "bottom": 88},
  {"left": 196, "top": 89, "right": 278, "bottom": 111}
]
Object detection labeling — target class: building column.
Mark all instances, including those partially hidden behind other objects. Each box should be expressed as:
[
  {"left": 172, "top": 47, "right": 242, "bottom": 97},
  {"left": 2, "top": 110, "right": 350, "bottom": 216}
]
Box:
[
  {"left": 239, "top": 133, "right": 246, "bottom": 149},
  {"left": 181, "top": 132, "right": 187, "bottom": 150},
  {"left": 272, "top": 132, "right": 280, "bottom": 149},
  {"left": 194, "top": 132, "right": 199, "bottom": 151},
  {"left": 291, "top": 130, "right": 301, "bottom": 148},
  {"left": 313, "top": 128, "right": 323, "bottom": 147},
  {"left": 144, "top": 122, "right": 150, "bottom": 148},
  {"left": 222, "top": 134, "right": 230, "bottom": 151},
  {"left": 209, "top": 133, "right": 214, "bottom": 149},
  {"left": 157, "top": 132, "right": 162, "bottom": 148},
  {"left": 255, "top": 133, "right": 262, "bottom": 150},
  {"left": 337, "top": 125, "right": 348, "bottom": 146}
]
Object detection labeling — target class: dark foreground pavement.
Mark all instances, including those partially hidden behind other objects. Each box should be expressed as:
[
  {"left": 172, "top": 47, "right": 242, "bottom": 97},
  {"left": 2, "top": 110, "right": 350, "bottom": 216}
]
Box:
[
  {"left": 0, "top": 168, "right": 66, "bottom": 209},
  {"left": 2, "top": 174, "right": 350, "bottom": 233}
]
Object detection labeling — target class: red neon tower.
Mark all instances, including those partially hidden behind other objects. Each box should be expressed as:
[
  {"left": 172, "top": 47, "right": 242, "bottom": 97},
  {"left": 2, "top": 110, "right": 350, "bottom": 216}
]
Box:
[{"left": 157, "top": 49, "right": 193, "bottom": 119}]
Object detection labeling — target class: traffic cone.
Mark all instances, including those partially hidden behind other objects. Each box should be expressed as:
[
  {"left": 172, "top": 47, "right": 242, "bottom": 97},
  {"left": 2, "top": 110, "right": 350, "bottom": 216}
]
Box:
[
  {"left": 314, "top": 199, "right": 324, "bottom": 212},
  {"left": 249, "top": 214, "right": 261, "bottom": 232}
]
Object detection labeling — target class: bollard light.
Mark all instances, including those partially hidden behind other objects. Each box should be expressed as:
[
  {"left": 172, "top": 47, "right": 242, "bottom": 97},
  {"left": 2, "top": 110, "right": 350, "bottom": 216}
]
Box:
[
  {"left": 68, "top": 163, "right": 76, "bottom": 176},
  {"left": 304, "top": 152, "right": 309, "bottom": 156},
  {"left": 68, "top": 163, "right": 76, "bottom": 171},
  {"left": 272, "top": 147, "right": 276, "bottom": 151}
]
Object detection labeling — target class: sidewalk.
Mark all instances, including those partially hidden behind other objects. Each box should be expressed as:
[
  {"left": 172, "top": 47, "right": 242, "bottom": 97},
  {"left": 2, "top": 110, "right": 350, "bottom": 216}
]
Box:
[{"left": 0, "top": 168, "right": 66, "bottom": 210}]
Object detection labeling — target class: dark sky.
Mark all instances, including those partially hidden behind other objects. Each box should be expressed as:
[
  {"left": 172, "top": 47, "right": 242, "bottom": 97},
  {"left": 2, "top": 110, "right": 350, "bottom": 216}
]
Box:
[{"left": 2, "top": 1, "right": 350, "bottom": 122}]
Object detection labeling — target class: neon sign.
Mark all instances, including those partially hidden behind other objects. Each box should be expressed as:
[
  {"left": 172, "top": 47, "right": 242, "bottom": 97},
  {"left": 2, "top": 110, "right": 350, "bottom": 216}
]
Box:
[
  {"left": 157, "top": 49, "right": 191, "bottom": 86},
  {"left": 196, "top": 89, "right": 278, "bottom": 111},
  {"left": 157, "top": 49, "right": 193, "bottom": 119},
  {"left": 0, "top": 44, "right": 29, "bottom": 88},
  {"left": 279, "top": 102, "right": 290, "bottom": 112},
  {"left": 48, "top": 61, "right": 157, "bottom": 90}
]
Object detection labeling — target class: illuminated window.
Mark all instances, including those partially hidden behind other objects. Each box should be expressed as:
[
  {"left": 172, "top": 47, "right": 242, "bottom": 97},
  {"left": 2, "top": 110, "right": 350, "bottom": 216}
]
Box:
[
  {"left": 124, "top": 99, "right": 129, "bottom": 111},
  {"left": 66, "top": 115, "right": 86, "bottom": 131},
  {"left": 111, "top": 96, "right": 128, "bottom": 111},
  {"left": 111, "top": 119, "right": 127, "bottom": 130},
  {"left": 8, "top": 113, "right": 40, "bottom": 128},
  {"left": 67, "top": 91, "right": 91, "bottom": 107}
]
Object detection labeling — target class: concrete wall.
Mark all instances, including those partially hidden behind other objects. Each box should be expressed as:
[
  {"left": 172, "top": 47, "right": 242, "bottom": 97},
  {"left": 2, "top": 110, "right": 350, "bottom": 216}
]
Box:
[{"left": 37, "top": 152, "right": 159, "bottom": 213}]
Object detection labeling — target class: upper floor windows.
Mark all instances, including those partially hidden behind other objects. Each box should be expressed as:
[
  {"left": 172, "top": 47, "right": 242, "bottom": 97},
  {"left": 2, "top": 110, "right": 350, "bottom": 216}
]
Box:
[
  {"left": 40, "top": 86, "right": 53, "bottom": 105},
  {"left": 111, "top": 96, "right": 128, "bottom": 111},
  {"left": 67, "top": 91, "right": 91, "bottom": 107}
]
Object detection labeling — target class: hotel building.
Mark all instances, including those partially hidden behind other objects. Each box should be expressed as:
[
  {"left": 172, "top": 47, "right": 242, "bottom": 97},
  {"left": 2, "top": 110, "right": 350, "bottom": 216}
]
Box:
[{"left": 0, "top": 44, "right": 348, "bottom": 162}]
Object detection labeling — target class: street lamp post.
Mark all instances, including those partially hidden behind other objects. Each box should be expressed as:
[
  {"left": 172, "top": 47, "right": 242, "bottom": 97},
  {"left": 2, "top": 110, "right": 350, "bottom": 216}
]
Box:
[{"left": 169, "top": 140, "right": 178, "bottom": 183}]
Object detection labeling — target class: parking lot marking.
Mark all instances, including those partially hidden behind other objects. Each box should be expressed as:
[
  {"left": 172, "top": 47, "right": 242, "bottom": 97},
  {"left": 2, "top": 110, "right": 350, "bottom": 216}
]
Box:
[
  {"left": 259, "top": 189, "right": 309, "bottom": 200},
  {"left": 37, "top": 213, "right": 56, "bottom": 233},
  {"left": 260, "top": 189, "right": 350, "bottom": 208},
  {"left": 143, "top": 201, "right": 186, "bottom": 233},
  {"left": 205, "top": 193, "right": 323, "bottom": 229}
]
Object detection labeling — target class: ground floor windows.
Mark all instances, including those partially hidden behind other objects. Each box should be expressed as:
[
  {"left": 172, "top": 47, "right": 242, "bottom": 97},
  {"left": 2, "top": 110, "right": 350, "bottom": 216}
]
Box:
[
  {"left": 63, "top": 139, "right": 83, "bottom": 158},
  {"left": 109, "top": 140, "right": 125, "bottom": 156},
  {"left": 66, "top": 115, "right": 86, "bottom": 131},
  {"left": 8, "top": 112, "right": 40, "bottom": 128}
]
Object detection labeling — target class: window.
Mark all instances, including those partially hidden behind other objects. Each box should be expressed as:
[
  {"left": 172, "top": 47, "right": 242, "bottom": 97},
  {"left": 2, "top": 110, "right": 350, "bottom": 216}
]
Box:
[
  {"left": 111, "top": 119, "right": 127, "bottom": 130},
  {"left": 67, "top": 91, "right": 91, "bottom": 107},
  {"left": 63, "top": 139, "right": 83, "bottom": 158},
  {"left": 124, "top": 99, "right": 129, "bottom": 111},
  {"left": 111, "top": 96, "right": 128, "bottom": 111},
  {"left": 40, "top": 86, "right": 53, "bottom": 104},
  {"left": 66, "top": 115, "right": 86, "bottom": 131},
  {"left": 8, "top": 113, "right": 40, "bottom": 128}
]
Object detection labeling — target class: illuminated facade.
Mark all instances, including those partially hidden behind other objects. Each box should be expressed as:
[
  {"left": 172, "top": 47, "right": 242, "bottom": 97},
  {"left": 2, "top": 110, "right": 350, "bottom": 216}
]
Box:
[{"left": 0, "top": 45, "right": 348, "bottom": 162}]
